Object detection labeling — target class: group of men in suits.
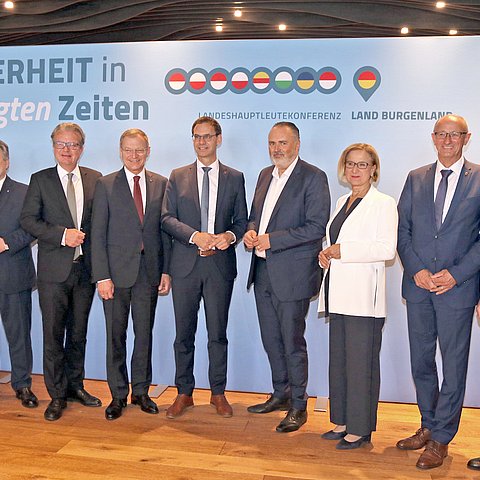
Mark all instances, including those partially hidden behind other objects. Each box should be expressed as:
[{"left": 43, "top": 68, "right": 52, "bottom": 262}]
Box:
[{"left": 2, "top": 113, "right": 480, "bottom": 470}]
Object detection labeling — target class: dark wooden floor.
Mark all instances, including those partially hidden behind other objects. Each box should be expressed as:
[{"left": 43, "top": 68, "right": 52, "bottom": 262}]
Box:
[{"left": 0, "top": 373, "right": 479, "bottom": 479}]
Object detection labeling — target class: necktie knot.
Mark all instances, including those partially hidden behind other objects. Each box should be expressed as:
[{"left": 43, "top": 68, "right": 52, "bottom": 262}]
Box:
[
  {"left": 202, "top": 167, "right": 212, "bottom": 174},
  {"left": 134, "top": 175, "right": 140, "bottom": 183},
  {"left": 441, "top": 169, "right": 452, "bottom": 179}
]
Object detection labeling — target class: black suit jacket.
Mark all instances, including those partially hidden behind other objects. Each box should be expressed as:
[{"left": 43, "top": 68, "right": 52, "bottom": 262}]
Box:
[
  {"left": 20, "top": 166, "right": 102, "bottom": 283},
  {"left": 0, "top": 176, "right": 35, "bottom": 294},
  {"left": 91, "top": 168, "right": 171, "bottom": 288},
  {"left": 246, "top": 159, "right": 330, "bottom": 301},
  {"left": 161, "top": 161, "right": 247, "bottom": 280}
]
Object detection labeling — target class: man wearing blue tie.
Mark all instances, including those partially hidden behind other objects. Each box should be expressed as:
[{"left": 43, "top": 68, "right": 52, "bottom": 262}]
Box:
[{"left": 397, "top": 114, "right": 480, "bottom": 469}]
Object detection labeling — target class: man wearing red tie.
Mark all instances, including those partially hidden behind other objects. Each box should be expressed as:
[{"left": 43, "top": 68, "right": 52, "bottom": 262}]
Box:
[{"left": 91, "top": 129, "right": 171, "bottom": 420}]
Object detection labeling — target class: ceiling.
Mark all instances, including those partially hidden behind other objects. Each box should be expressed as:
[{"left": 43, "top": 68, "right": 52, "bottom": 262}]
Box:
[{"left": 0, "top": 0, "right": 479, "bottom": 46}]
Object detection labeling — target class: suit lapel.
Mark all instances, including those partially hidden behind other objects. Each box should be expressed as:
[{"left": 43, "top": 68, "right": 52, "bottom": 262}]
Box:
[
  {"left": 188, "top": 162, "right": 201, "bottom": 216},
  {"left": 254, "top": 166, "right": 274, "bottom": 226},
  {"left": 144, "top": 170, "right": 156, "bottom": 221},
  {"left": 441, "top": 161, "right": 472, "bottom": 230},
  {"left": 424, "top": 163, "right": 436, "bottom": 230},
  {"left": 50, "top": 167, "right": 73, "bottom": 224},
  {"left": 116, "top": 168, "right": 143, "bottom": 227},
  {"left": 215, "top": 163, "right": 228, "bottom": 221},
  {"left": 267, "top": 160, "right": 302, "bottom": 229},
  {"left": 0, "top": 176, "right": 13, "bottom": 211}
]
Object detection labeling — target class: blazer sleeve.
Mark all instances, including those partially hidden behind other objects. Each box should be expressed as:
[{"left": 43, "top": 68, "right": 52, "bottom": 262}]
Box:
[
  {"left": 161, "top": 170, "right": 197, "bottom": 244},
  {"left": 20, "top": 174, "right": 65, "bottom": 246},
  {"left": 340, "top": 195, "right": 398, "bottom": 263},
  {"left": 90, "top": 179, "right": 111, "bottom": 282},
  {"left": 269, "top": 169, "right": 330, "bottom": 251},
  {"left": 3, "top": 226, "right": 35, "bottom": 254},
  {"left": 397, "top": 172, "right": 427, "bottom": 277}
]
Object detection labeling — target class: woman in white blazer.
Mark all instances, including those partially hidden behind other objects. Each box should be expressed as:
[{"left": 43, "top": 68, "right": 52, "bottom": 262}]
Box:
[{"left": 318, "top": 143, "right": 398, "bottom": 450}]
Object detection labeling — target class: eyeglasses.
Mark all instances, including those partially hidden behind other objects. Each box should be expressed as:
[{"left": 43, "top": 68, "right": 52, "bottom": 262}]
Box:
[
  {"left": 192, "top": 133, "right": 218, "bottom": 142},
  {"left": 345, "top": 161, "right": 371, "bottom": 170},
  {"left": 433, "top": 131, "right": 467, "bottom": 140},
  {"left": 121, "top": 147, "right": 148, "bottom": 156},
  {"left": 53, "top": 141, "right": 82, "bottom": 150}
]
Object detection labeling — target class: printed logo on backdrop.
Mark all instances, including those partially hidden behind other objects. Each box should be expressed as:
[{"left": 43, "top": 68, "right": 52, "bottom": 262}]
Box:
[{"left": 165, "top": 65, "right": 375, "bottom": 98}]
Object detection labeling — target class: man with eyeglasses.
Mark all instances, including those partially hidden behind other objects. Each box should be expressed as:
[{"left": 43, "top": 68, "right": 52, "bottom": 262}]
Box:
[
  {"left": 91, "top": 128, "right": 171, "bottom": 421},
  {"left": 244, "top": 122, "right": 330, "bottom": 433},
  {"left": 0, "top": 140, "right": 37, "bottom": 409},
  {"left": 21, "top": 123, "right": 102, "bottom": 421},
  {"left": 161, "top": 116, "right": 247, "bottom": 419},
  {"left": 397, "top": 114, "right": 480, "bottom": 469}
]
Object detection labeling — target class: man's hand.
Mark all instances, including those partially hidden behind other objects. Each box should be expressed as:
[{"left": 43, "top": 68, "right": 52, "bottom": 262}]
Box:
[
  {"left": 430, "top": 269, "right": 457, "bottom": 295},
  {"left": 255, "top": 233, "right": 271, "bottom": 252},
  {"left": 98, "top": 279, "right": 114, "bottom": 300},
  {"left": 413, "top": 269, "right": 437, "bottom": 291},
  {"left": 158, "top": 274, "right": 171, "bottom": 295},
  {"left": 192, "top": 231, "right": 216, "bottom": 251},
  {"left": 65, "top": 228, "right": 85, "bottom": 248},
  {"left": 243, "top": 230, "right": 258, "bottom": 249},
  {"left": 212, "top": 232, "right": 235, "bottom": 251},
  {"left": 0, "top": 237, "right": 7, "bottom": 253}
]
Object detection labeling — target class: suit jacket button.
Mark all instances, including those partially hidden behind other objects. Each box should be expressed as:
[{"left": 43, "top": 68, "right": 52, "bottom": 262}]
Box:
[{"left": 434, "top": 235, "right": 438, "bottom": 239}]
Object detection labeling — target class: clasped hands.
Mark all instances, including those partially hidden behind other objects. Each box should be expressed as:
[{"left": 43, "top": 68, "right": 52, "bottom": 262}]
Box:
[
  {"left": 318, "top": 244, "right": 341, "bottom": 269},
  {"left": 193, "top": 231, "right": 234, "bottom": 251},
  {"left": 414, "top": 268, "right": 456, "bottom": 295},
  {"left": 243, "top": 230, "right": 270, "bottom": 252}
]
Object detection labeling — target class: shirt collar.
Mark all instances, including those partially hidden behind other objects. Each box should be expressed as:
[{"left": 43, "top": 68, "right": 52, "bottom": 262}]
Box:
[
  {"left": 435, "top": 156, "right": 464, "bottom": 177},
  {"left": 0, "top": 175, "right": 6, "bottom": 192},
  {"left": 196, "top": 158, "right": 219, "bottom": 174},
  {"left": 124, "top": 167, "right": 146, "bottom": 183},
  {"left": 272, "top": 156, "right": 298, "bottom": 180},
  {"left": 57, "top": 163, "right": 81, "bottom": 180}
]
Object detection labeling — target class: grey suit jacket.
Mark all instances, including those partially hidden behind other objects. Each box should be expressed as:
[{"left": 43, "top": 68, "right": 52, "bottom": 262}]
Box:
[
  {"left": 246, "top": 159, "right": 331, "bottom": 302},
  {"left": 20, "top": 166, "right": 101, "bottom": 283},
  {"left": 0, "top": 176, "right": 35, "bottom": 294},
  {"left": 398, "top": 159, "right": 480, "bottom": 307},
  {"left": 161, "top": 161, "right": 247, "bottom": 280},
  {"left": 91, "top": 168, "right": 171, "bottom": 288}
]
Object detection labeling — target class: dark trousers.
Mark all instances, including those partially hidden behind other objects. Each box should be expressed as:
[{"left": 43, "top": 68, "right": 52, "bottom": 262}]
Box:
[
  {"left": 253, "top": 258, "right": 309, "bottom": 410},
  {"left": 0, "top": 289, "right": 33, "bottom": 390},
  {"left": 37, "top": 260, "right": 95, "bottom": 399},
  {"left": 328, "top": 313, "right": 384, "bottom": 436},
  {"left": 171, "top": 256, "right": 234, "bottom": 396},
  {"left": 406, "top": 298, "right": 473, "bottom": 444},
  {"left": 103, "top": 255, "right": 159, "bottom": 399}
]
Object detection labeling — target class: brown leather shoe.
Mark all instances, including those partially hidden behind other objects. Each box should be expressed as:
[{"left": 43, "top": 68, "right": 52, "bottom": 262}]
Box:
[
  {"left": 166, "top": 394, "right": 193, "bottom": 419},
  {"left": 210, "top": 394, "right": 233, "bottom": 418},
  {"left": 467, "top": 457, "right": 480, "bottom": 470},
  {"left": 416, "top": 440, "right": 448, "bottom": 469},
  {"left": 396, "top": 427, "right": 431, "bottom": 450}
]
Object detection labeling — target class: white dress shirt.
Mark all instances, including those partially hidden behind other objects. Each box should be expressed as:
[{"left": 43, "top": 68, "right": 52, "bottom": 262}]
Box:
[
  {"left": 434, "top": 157, "right": 464, "bottom": 223},
  {"left": 256, "top": 157, "right": 299, "bottom": 258},
  {"left": 58, "top": 164, "right": 84, "bottom": 252}
]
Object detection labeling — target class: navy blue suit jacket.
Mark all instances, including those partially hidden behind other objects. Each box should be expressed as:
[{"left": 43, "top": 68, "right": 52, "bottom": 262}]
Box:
[
  {"left": 0, "top": 176, "right": 35, "bottom": 294},
  {"left": 161, "top": 161, "right": 247, "bottom": 280},
  {"left": 246, "top": 159, "right": 330, "bottom": 302},
  {"left": 398, "top": 160, "right": 480, "bottom": 307}
]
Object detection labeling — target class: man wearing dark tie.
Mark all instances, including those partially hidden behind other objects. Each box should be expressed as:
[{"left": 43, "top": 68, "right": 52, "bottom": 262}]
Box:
[
  {"left": 20, "top": 123, "right": 102, "bottom": 421},
  {"left": 0, "top": 140, "right": 37, "bottom": 409},
  {"left": 397, "top": 114, "right": 480, "bottom": 469},
  {"left": 91, "top": 129, "right": 171, "bottom": 421},
  {"left": 161, "top": 116, "right": 247, "bottom": 419},
  {"left": 244, "top": 122, "right": 330, "bottom": 433}
]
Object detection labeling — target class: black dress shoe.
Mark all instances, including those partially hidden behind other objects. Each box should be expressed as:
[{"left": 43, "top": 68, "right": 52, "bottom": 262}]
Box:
[
  {"left": 67, "top": 388, "right": 102, "bottom": 407},
  {"left": 15, "top": 387, "right": 39, "bottom": 408},
  {"left": 247, "top": 394, "right": 291, "bottom": 414},
  {"left": 105, "top": 398, "right": 127, "bottom": 420},
  {"left": 276, "top": 408, "right": 307, "bottom": 433},
  {"left": 321, "top": 429, "right": 347, "bottom": 440},
  {"left": 336, "top": 434, "right": 371, "bottom": 450},
  {"left": 131, "top": 394, "right": 159, "bottom": 414},
  {"left": 44, "top": 398, "right": 67, "bottom": 421},
  {"left": 467, "top": 457, "right": 480, "bottom": 470}
]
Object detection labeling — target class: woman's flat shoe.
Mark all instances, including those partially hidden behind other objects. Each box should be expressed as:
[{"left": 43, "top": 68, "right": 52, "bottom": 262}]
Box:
[
  {"left": 321, "top": 429, "right": 347, "bottom": 440},
  {"left": 336, "top": 434, "right": 371, "bottom": 450}
]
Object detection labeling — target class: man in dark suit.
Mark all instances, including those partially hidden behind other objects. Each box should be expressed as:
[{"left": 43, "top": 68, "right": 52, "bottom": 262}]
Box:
[
  {"left": 91, "top": 128, "right": 171, "bottom": 421},
  {"left": 397, "top": 114, "right": 480, "bottom": 469},
  {"left": 161, "top": 116, "right": 247, "bottom": 419},
  {"left": 244, "top": 122, "right": 330, "bottom": 433},
  {"left": 20, "top": 123, "right": 102, "bottom": 421},
  {"left": 0, "top": 140, "right": 37, "bottom": 409}
]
